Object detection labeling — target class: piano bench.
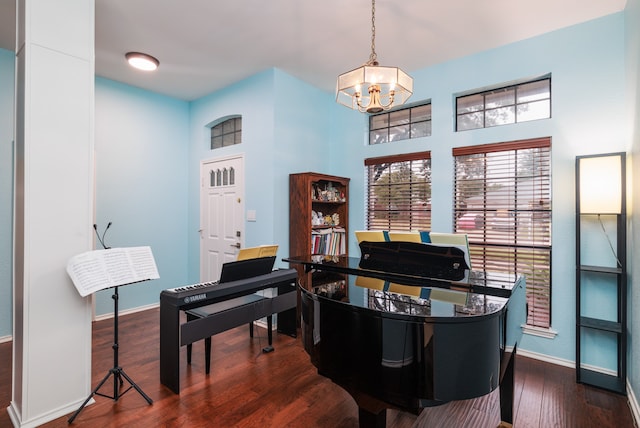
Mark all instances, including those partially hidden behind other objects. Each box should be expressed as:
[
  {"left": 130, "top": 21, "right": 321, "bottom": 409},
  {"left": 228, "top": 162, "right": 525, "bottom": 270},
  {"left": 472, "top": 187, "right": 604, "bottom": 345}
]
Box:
[{"left": 184, "top": 293, "right": 272, "bottom": 374}]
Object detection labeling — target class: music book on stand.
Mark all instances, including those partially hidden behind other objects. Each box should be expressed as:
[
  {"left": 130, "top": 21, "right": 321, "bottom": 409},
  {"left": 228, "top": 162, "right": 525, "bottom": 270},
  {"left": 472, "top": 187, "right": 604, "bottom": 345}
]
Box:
[{"left": 67, "top": 246, "right": 160, "bottom": 297}]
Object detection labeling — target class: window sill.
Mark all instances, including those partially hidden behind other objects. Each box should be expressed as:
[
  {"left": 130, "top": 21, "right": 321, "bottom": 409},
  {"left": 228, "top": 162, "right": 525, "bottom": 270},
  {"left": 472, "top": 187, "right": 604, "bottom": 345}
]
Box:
[{"left": 522, "top": 324, "right": 558, "bottom": 339}]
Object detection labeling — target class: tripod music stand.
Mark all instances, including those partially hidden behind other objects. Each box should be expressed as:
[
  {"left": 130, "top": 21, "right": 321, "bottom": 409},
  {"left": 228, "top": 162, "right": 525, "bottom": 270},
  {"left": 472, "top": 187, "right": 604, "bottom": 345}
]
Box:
[{"left": 68, "top": 282, "right": 153, "bottom": 423}]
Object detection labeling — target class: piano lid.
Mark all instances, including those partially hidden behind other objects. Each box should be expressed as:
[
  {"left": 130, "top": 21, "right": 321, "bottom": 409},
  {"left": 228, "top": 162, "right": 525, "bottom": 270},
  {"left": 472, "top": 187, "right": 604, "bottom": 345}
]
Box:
[
  {"left": 285, "top": 245, "right": 520, "bottom": 299},
  {"left": 358, "top": 240, "right": 469, "bottom": 281},
  {"left": 312, "top": 272, "right": 509, "bottom": 320}
]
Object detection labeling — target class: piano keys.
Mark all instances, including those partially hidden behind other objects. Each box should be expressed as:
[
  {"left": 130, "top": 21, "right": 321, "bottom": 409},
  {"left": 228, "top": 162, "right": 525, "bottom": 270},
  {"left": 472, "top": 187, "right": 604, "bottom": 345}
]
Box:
[{"left": 159, "top": 268, "right": 298, "bottom": 393}]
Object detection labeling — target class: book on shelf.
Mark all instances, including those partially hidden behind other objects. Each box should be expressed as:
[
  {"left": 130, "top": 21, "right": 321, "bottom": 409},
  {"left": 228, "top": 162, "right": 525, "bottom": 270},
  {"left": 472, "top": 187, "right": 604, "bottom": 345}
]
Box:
[{"left": 311, "top": 227, "right": 346, "bottom": 256}]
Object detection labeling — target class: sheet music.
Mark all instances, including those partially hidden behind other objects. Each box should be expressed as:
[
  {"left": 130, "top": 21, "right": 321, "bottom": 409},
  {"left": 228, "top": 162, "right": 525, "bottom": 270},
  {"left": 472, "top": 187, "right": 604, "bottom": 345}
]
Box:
[{"left": 67, "top": 246, "right": 160, "bottom": 297}]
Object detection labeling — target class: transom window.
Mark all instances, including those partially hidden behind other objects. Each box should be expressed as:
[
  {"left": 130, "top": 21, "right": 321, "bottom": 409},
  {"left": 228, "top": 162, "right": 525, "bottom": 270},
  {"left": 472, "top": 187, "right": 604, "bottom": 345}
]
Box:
[
  {"left": 369, "top": 104, "right": 431, "bottom": 145},
  {"left": 365, "top": 152, "right": 432, "bottom": 231},
  {"left": 453, "top": 138, "right": 552, "bottom": 328},
  {"left": 211, "top": 117, "right": 242, "bottom": 149},
  {"left": 456, "top": 77, "right": 551, "bottom": 131}
]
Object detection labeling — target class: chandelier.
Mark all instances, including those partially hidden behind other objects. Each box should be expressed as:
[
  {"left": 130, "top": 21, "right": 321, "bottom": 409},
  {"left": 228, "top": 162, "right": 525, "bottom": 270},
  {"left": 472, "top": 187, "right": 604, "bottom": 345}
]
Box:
[{"left": 336, "top": 0, "right": 413, "bottom": 114}]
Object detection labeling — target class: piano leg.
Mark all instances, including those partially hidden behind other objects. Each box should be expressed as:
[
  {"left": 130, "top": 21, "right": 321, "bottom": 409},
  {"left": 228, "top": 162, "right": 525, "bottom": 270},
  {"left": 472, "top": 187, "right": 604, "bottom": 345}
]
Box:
[
  {"left": 205, "top": 337, "right": 211, "bottom": 374},
  {"left": 341, "top": 386, "right": 389, "bottom": 428},
  {"left": 186, "top": 312, "right": 195, "bottom": 366},
  {"left": 160, "top": 299, "right": 181, "bottom": 394},
  {"left": 262, "top": 315, "right": 275, "bottom": 353},
  {"left": 499, "top": 347, "right": 516, "bottom": 427},
  {"left": 358, "top": 408, "right": 386, "bottom": 428}
]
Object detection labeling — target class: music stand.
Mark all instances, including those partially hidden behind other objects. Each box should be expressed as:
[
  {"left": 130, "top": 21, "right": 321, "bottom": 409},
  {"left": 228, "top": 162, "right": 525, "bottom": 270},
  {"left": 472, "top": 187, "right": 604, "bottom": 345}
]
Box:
[
  {"left": 66, "top": 245, "right": 159, "bottom": 424},
  {"left": 68, "top": 283, "right": 153, "bottom": 423}
]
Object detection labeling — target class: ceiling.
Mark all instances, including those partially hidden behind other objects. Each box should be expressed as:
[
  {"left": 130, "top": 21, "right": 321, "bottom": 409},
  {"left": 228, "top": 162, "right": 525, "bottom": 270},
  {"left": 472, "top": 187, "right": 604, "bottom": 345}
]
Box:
[{"left": 0, "top": 0, "right": 627, "bottom": 101}]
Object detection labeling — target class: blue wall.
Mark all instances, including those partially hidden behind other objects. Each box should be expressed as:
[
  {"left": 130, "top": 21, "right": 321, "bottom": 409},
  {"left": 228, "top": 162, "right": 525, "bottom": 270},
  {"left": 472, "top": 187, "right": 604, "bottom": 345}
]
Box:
[
  {"left": 187, "top": 69, "right": 339, "bottom": 281},
  {"left": 93, "top": 78, "right": 190, "bottom": 314},
  {"left": 334, "top": 14, "right": 629, "bottom": 370},
  {"left": 0, "top": 48, "right": 14, "bottom": 339},
  {"left": 187, "top": 70, "right": 279, "bottom": 282},
  {"left": 0, "top": 8, "right": 637, "bottom": 407}
]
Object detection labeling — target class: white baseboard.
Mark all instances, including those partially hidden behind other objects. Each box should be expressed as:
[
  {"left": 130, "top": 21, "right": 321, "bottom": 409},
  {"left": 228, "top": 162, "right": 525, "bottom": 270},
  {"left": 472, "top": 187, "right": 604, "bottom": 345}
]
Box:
[
  {"left": 517, "top": 348, "right": 575, "bottom": 368},
  {"left": 7, "top": 396, "right": 95, "bottom": 428},
  {"left": 627, "top": 379, "right": 640, "bottom": 428},
  {"left": 0, "top": 304, "right": 160, "bottom": 341},
  {"left": 253, "top": 318, "right": 276, "bottom": 330}
]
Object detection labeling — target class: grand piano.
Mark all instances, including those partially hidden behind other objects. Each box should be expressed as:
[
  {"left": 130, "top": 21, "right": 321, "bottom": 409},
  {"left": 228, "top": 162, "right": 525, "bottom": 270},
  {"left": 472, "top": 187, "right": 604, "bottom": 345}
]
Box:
[{"left": 285, "top": 240, "right": 526, "bottom": 428}]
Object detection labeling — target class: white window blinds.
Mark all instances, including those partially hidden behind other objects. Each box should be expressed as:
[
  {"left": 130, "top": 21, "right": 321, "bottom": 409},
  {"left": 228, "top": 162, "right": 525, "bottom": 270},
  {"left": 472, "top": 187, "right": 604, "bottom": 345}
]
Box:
[
  {"left": 453, "top": 138, "right": 552, "bottom": 328},
  {"left": 365, "top": 152, "right": 432, "bottom": 232}
]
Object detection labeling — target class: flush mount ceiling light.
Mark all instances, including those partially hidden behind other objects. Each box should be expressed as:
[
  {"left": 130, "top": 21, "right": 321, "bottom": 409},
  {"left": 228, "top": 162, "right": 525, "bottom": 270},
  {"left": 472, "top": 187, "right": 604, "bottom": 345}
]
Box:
[
  {"left": 125, "top": 52, "right": 160, "bottom": 71},
  {"left": 336, "top": 0, "right": 413, "bottom": 114}
]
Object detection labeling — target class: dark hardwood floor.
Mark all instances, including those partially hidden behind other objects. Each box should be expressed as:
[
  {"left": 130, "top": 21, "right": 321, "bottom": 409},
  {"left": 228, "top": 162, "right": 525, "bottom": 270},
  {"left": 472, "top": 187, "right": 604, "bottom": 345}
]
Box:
[{"left": 0, "top": 307, "right": 635, "bottom": 427}]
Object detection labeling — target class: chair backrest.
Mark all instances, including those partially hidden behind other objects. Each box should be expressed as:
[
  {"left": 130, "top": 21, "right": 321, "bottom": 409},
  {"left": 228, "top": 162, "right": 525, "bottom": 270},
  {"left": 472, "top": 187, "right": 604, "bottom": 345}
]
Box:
[
  {"left": 354, "top": 276, "right": 386, "bottom": 291},
  {"left": 387, "top": 231, "right": 422, "bottom": 243},
  {"left": 256, "top": 244, "right": 278, "bottom": 257},
  {"left": 428, "top": 232, "right": 472, "bottom": 269},
  {"left": 354, "top": 230, "right": 386, "bottom": 243},
  {"left": 237, "top": 245, "right": 278, "bottom": 261}
]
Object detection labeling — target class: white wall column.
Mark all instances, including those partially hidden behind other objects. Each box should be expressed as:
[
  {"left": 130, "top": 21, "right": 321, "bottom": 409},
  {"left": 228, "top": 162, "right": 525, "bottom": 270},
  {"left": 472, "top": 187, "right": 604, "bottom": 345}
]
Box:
[{"left": 9, "top": 0, "right": 95, "bottom": 426}]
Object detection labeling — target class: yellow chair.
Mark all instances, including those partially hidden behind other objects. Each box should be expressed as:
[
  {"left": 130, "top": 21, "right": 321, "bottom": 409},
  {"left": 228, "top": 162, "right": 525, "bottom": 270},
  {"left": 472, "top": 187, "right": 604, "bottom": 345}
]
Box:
[
  {"left": 428, "top": 232, "right": 471, "bottom": 269},
  {"left": 256, "top": 244, "right": 278, "bottom": 257},
  {"left": 387, "top": 282, "right": 421, "bottom": 297},
  {"left": 387, "top": 231, "right": 422, "bottom": 243},
  {"left": 237, "top": 244, "right": 278, "bottom": 261},
  {"left": 354, "top": 230, "right": 386, "bottom": 243},
  {"left": 355, "top": 276, "right": 386, "bottom": 291}
]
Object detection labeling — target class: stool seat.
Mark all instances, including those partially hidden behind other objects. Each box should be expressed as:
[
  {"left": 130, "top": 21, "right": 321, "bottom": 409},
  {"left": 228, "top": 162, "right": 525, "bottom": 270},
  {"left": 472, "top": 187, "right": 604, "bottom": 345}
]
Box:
[{"left": 185, "top": 293, "right": 273, "bottom": 374}]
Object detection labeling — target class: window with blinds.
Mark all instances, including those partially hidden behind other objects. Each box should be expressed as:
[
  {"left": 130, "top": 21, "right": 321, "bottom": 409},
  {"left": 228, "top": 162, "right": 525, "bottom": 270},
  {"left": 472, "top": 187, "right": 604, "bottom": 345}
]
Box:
[
  {"left": 365, "top": 152, "right": 432, "bottom": 231},
  {"left": 453, "top": 138, "right": 552, "bottom": 328}
]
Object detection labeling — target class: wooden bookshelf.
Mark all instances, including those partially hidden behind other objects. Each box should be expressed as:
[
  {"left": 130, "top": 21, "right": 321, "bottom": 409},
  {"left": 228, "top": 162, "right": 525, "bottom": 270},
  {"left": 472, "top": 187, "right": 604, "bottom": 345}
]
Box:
[{"left": 289, "top": 172, "right": 349, "bottom": 291}]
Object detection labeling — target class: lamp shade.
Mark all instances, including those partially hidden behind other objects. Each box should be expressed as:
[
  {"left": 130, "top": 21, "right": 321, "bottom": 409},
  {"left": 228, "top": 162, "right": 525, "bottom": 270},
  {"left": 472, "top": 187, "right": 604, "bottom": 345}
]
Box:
[
  {"left": 578, "top": 154, "right": 623, "bottom": 214},
  {"left": 336, "top": 64, "right": 413, "bottom": 113}
]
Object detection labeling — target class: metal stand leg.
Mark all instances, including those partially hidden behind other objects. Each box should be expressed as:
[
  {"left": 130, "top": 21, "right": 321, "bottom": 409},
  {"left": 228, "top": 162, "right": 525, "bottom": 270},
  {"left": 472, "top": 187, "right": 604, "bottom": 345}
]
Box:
[{"left": 68, "top": 287, "right": 153, "bottom": 424}]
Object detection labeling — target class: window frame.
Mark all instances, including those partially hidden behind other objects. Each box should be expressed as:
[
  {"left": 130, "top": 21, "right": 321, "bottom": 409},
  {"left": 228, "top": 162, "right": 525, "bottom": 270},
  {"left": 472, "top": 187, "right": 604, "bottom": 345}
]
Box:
[
  {"left": 452, "top": 137, "right": 552, "bottom": 328},
  {"left": 455, "top": 77, "right": 551, "bottom": 131},
  {"left": 365, "top": 151, "right": 432, "bottom": 232},
  {"left": 368, "top": 103, "right": 432, "bottom": 145},
  {"left": 210, "top": 116, "right": 242, "bottom": 149}
]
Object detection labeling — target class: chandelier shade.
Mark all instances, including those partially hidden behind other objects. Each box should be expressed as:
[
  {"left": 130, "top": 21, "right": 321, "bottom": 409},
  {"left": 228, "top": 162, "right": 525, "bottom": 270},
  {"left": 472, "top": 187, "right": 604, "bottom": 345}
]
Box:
[{"left": 336, "top": 64, "right": 413, "bottom": 113}]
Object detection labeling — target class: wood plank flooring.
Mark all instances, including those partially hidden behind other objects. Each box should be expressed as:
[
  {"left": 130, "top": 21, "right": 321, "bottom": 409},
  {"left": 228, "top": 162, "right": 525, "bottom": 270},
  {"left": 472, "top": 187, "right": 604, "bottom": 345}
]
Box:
[{"left": 0, "top": 307, "right": 635, "bottom": 427}]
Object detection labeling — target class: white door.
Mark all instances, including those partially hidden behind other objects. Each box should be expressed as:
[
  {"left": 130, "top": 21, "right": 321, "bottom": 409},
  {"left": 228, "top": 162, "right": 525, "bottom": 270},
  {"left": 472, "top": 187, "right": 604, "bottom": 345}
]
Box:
[{"left": 200, "top": 155, "right": 244, "bottom": 282}]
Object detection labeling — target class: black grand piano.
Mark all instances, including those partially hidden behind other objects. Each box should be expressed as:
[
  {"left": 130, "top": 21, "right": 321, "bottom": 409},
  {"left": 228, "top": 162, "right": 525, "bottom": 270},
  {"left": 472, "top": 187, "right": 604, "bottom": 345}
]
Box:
[{"left": 285, "top": 240, "right": 526, "bottom": 428}]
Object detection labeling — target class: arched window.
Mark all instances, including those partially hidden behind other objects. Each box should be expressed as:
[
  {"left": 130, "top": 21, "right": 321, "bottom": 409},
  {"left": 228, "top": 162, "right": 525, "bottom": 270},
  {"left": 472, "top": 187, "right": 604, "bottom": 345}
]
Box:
[
  {"left": 210, "top": 116, "right": 242, "bottom": 149},
  {"left": 209, "top": 167, "right": 235, "bottom": 187}
]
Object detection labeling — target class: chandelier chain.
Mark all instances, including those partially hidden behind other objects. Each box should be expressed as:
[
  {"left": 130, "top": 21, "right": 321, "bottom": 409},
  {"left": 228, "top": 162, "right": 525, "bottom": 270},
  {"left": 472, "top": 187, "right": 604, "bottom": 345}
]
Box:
[{"left": 369, "top": 0, "right": 377, "bottom": 65}]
